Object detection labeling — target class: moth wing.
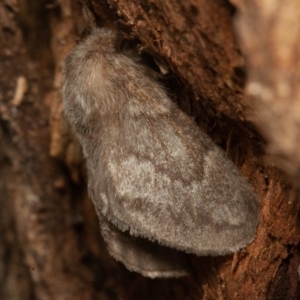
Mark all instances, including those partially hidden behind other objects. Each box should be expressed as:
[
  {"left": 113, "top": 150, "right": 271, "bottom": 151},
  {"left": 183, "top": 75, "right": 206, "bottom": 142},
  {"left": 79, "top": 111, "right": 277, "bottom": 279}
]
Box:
[
  {"left": 99, "top": 214, "right": 190, "bottom": 278},
  {"left": 89, "top": 93, "right": 259, "bottom": 256}
]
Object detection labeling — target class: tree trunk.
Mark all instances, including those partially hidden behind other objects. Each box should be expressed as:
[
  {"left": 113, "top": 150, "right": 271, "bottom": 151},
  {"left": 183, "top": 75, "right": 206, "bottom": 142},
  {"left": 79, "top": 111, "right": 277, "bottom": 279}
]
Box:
[{"left": 0, "top": 0, "right": 299, "bottom": 299}]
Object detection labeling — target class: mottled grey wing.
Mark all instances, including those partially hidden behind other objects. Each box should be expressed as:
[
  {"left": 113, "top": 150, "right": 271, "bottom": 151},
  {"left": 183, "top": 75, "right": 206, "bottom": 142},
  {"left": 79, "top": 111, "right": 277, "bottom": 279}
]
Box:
[{"left": 89, "top": 86, "right": 259, "bottom": 256}]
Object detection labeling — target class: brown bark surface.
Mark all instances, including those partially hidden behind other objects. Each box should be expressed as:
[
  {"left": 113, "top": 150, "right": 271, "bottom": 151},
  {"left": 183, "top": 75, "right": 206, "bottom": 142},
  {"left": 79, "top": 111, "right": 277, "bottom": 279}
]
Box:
[{"left": 0, "top": 0, "right": 299, "bottom": 299}]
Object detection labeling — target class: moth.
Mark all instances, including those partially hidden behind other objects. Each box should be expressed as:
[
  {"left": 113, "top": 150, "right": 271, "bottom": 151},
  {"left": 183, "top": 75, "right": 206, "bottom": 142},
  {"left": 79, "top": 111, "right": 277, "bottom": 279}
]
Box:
[{"left": 62, "top": 28, "right": 260, "bottom": 278}]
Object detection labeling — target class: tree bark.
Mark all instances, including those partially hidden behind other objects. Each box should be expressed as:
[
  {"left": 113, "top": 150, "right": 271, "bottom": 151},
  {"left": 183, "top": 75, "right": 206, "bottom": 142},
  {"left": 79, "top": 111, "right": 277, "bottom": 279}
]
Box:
[{"left": 0, "top": 0, "right": 299, "bottom": 299}]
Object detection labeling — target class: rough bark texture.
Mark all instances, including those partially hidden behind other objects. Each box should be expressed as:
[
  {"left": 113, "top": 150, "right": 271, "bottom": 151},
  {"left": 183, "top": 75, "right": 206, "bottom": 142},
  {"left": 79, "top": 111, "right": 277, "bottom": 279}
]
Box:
[{"left": 0, "top": 0, "right": 299, "bottom": 299}]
